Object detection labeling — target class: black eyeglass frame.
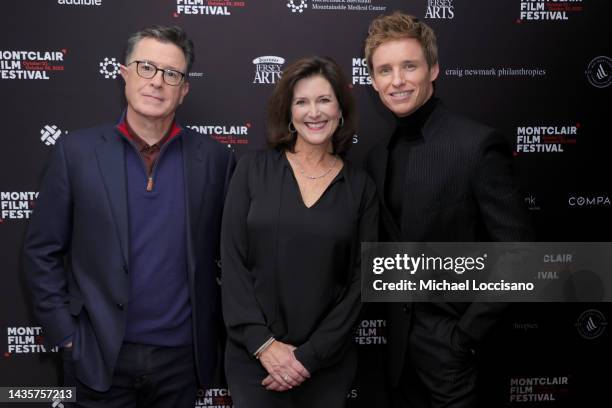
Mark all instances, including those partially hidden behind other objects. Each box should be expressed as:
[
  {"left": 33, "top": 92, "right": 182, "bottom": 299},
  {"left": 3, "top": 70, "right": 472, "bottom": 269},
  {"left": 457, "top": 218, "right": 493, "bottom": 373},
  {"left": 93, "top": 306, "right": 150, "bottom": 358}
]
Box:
[{"left": 127, "top": 60, "right": 186, "bottom": 86}]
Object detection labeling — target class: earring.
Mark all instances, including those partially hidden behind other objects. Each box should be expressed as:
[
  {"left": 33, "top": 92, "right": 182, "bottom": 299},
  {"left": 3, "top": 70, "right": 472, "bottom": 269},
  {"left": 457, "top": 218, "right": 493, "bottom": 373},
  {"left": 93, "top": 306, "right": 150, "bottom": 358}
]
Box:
[
  {"left": 339, "top": 116, "right": 344, "bottom": 127},
  {"left": 288, "top": 121, "right": 297, "bottom": 133}
]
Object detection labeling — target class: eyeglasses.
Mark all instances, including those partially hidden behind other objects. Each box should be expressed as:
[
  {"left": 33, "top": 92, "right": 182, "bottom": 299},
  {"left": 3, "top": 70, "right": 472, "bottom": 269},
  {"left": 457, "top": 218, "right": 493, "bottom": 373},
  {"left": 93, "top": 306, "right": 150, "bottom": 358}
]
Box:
[{"left": 128, "top": 60, "right": 186, "bottom": 86}]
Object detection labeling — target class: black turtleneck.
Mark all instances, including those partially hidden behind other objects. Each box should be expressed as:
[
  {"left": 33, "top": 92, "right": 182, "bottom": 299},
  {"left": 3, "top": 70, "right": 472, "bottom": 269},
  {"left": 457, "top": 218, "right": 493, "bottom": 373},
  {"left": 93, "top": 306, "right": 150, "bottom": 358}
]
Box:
[{"left": 385, "top": 96, "right": 439, "bottom": 224}]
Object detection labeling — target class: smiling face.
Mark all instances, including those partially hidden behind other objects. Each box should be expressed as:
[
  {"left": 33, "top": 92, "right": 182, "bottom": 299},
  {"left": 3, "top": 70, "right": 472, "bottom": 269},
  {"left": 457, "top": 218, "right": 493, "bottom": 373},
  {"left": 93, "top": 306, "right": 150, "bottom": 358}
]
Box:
[
  {"left": 371, "top": 37, "right": 439, "bottom": 117},
  {"left": 290, "top": 75, "right": 342, "bottom": 150},
  {"left": 120, "top": 37, "right": 190, "bottom": 125}
]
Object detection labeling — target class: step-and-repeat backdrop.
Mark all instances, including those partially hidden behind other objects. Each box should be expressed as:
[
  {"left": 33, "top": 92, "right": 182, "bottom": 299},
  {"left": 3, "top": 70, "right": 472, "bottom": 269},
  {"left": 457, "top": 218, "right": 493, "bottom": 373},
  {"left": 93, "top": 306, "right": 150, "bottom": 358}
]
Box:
[{"left": 1, "top": 1, "right": 610, "bottom": 407}]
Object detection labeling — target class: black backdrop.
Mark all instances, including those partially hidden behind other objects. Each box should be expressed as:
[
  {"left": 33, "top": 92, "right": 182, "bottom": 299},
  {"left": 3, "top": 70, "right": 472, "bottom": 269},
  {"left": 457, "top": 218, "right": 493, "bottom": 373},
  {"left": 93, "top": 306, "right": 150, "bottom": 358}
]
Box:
[{"left": 1, "top": 1, "right": 611, "bottom": 407}]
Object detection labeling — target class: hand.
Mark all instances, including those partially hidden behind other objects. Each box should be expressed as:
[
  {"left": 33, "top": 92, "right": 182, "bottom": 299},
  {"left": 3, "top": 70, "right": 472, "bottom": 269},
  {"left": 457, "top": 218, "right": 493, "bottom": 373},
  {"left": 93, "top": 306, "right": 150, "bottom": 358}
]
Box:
[{"left": 258, "top": 341, "right": 310, "bottom": 390}]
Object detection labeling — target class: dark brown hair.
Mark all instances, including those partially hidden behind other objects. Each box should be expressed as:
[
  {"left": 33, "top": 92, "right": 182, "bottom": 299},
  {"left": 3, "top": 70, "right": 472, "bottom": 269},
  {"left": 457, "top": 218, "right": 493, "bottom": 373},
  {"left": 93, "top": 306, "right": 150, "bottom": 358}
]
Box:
[{"left": 267, "top": 56, "right": 355, "bottom": 157}]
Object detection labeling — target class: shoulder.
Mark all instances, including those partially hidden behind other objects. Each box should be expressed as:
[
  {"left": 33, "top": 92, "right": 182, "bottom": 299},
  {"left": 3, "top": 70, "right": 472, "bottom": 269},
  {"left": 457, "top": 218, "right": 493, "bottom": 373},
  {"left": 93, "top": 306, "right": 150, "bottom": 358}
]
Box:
[
  {"left": 429, "top": 103, "right": 497, "bottom": 143},
  {"left": 236, "top": 148, "right": 283, "bottom": 172},
  {"left": 181, "top": 126, "right": 232, "bottom": 158},
  {"left": 342, "top": 160, "right": 377, "bottom": 196}
]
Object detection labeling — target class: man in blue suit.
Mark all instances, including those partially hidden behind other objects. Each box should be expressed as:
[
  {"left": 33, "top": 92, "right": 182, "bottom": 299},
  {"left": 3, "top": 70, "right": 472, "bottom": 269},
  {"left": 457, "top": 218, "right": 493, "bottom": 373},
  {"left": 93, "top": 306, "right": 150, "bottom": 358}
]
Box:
[{"left": 23, "top": 25, "right": 235, "bottom": 407}]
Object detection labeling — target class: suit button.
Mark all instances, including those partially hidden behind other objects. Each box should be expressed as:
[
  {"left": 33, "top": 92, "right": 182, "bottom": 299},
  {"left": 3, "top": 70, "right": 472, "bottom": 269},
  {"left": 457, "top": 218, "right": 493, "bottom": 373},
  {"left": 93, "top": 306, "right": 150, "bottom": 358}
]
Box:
[
  {"left": 122, "top": 265, "right": 128, "bottom": 274},
  {"left": 116, "top": 303, "right": 124, "bottom": 310}
]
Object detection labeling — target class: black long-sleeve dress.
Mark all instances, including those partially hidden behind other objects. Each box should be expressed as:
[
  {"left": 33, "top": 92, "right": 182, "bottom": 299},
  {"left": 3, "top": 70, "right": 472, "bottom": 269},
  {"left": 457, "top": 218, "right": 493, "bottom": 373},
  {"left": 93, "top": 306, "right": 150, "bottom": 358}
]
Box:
[{"left": 221, "top": 149, "right": 378, "bottom": 407}]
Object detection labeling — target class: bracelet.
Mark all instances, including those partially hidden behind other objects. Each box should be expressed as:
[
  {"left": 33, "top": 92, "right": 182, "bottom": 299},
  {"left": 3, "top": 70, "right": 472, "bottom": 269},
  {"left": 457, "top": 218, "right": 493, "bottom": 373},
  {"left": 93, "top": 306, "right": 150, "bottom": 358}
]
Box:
[{"left": 253, "top": 337, "right": 275, "bottom": 359}]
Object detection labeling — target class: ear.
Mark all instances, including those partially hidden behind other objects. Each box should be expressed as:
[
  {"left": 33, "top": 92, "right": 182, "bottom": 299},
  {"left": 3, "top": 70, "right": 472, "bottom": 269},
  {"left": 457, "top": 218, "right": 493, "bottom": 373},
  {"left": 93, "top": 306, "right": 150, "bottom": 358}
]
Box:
[
  {"left": 429, "top": 63, "right": 440, "bottom": 82},
  {"left": 371, "top": 73, "right": 380, "bottom": 92},
  {"left": 119, "top": 64, "right": 128, "bottom": 82},
  {"left": 178, "top": 80, "right": 190, "bottom": 105}
]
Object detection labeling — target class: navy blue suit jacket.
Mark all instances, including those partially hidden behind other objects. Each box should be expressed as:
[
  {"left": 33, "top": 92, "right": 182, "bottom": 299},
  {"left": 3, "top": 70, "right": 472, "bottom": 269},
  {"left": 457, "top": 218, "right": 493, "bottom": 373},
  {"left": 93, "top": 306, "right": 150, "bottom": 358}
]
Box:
[{"left": 23, "top": 119, "right": 235, "bottom": 391}]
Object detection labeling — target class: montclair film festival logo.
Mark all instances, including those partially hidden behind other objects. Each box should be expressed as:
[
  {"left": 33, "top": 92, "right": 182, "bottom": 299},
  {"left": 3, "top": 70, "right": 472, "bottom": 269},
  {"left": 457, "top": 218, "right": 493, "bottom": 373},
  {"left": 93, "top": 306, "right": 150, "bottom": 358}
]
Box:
[
  {"left": 6, "top": 327, "right": 58, "bottom": 355},
  {"left": 175, "top": 0, "right": 247, "bottom": 16},
  {"left": 194, "top": 388, "right": 232, "bottom": 408},
  {"left": 187, "top": 124, "right": 250, "bottom": 147},
  {"left": 352, "top": 58, "right": 371, "bottom": 85},
  {"left": 1, "top": 192, "right": 38, "bottom": 221},
  {"left": 508, "top": 375, "right": 569, "bottom": 403},
  {"left": 253, "top": 56, "right": 284, "bottom": 85},
  {"left": 0, "top": 50, "right": 65, "bottom": 80},
  {"left": 515, "top": 124, "right": 578, "bottom": 154},
  {"left": 519, "top": 0, "right": 583, "bottom": 21}
]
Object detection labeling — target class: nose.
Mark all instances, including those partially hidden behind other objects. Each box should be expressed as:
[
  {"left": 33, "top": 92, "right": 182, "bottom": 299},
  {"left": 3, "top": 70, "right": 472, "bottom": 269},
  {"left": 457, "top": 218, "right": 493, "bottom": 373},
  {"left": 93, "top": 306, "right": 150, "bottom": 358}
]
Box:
[
  {"left": 150, "top": 70, "right": 164, "bottom": 87},
  {"left": 308, "top": 102, "right": 320, "bottom": 117},
  {"left": 391, "top": 67, "right": 405, "bottom": 87}
]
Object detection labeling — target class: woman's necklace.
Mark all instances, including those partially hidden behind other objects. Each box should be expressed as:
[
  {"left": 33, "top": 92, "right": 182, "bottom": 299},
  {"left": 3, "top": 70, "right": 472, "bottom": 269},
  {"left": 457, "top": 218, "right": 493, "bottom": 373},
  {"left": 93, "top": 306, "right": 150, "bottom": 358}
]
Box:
[{"left": 291, "top": 154, "right": 338, "bottom": 180}]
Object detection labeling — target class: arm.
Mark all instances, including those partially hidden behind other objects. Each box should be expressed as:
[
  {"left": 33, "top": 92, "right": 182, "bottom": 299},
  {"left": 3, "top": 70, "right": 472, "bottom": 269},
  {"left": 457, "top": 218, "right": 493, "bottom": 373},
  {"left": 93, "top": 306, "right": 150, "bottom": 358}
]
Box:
[
  {"left": 457, "top": 132, "right": 534, "bottom": 344},
  {"left": 293, "top": 175, "right": 379, "bottom": 374},
  {"left": 22, "top": 139, "right": 75, "bottom": 346},
  {"left": 220, "top": 155, "right": 275, "bottom": 354}
]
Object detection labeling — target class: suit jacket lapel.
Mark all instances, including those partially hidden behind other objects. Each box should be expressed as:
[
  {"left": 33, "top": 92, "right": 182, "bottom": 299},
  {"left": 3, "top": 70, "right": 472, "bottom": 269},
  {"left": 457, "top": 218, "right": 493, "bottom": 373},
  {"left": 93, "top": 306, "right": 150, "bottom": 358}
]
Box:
[
  {"left": 182, "top": 131, "right": 205, "bottom": 285},
  {"left": 95, "top": 128, "right": 129, "bottom": 266},
  {"left": 369, "top": 144, "right": 401, "bottom": 241}
]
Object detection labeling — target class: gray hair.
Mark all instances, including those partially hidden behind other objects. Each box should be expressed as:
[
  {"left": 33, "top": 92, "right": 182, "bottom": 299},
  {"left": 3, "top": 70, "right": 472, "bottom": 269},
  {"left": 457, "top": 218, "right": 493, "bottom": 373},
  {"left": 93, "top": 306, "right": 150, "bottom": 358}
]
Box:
[{"left": 125, "top": 25, "right": 195, "bottom": 74}]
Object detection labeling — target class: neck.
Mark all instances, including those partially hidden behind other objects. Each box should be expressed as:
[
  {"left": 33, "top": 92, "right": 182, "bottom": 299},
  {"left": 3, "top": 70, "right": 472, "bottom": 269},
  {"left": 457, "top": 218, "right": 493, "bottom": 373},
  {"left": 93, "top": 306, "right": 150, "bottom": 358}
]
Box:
[
  {"left": 126, "top": 108, "right": 174, "bottom": 145},
  {"left": 292, "top": 137, "right": 333, "bottom": 165}
]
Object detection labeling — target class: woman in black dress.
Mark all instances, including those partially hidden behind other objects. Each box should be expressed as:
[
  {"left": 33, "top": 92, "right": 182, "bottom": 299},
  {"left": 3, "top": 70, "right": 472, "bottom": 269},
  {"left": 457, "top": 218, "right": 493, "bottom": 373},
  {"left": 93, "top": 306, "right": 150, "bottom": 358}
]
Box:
[{"left": 221, "top": 56, "right": 378, "bottom": 407}]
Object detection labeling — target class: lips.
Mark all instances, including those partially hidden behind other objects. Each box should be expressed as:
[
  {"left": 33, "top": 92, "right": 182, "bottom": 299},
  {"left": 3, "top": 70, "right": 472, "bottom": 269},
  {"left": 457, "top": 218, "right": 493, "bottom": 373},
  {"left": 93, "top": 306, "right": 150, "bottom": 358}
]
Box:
[
  {"left": 305, "top": 121, "right": 328, "bottom": 130},
  {"left": 143, "top": 94, "right": 164, "bottom": 102},
  {"left": 389, "top": 90, "right": 412, "bottom": 100}
]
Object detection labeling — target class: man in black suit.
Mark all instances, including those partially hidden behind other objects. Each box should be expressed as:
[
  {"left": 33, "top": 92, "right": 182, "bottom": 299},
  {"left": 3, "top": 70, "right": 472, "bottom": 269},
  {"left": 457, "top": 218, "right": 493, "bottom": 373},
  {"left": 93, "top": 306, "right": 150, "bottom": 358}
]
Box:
[
  {"left": 23, "top": 26, "right": 234, "bottom": 407},
  {"left": 363, "top": 12, "right": 533, "bottom": 408}
]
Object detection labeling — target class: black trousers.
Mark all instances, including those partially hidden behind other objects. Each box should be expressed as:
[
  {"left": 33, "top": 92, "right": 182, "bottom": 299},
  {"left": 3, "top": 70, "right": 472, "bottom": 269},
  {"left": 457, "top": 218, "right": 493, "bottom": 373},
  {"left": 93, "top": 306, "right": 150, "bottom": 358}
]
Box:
[
  {"left": 225, "top": 340, "right": 357, "bottom": 408},
  {"left": 62, "top": 342, "right": 197, "bottom": 408},
  {"left": 390, "top": 312, "right": 478, "bottom": 408}
]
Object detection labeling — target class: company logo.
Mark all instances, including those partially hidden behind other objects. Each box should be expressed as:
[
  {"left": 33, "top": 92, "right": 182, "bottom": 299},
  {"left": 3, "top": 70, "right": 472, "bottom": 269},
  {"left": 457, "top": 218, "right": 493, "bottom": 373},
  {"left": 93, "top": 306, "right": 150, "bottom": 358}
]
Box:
[
  {"left": 568, "top": 195, "right": 611, "bottom": 208},
  {"left": 445, "top": 66, "right": 546, "bottom": 79},
  {"left": 40, "top": 125, "right": 64, "bottom": 146},
  {"left": 1, "top": 192, "right": 38, "bottom": 222},
  {"left": 513, "top": 321, "right": 539, "bottom": 331},
  {"left": 524, "top": 195, "right": 540, "bottom": 211},
  {"left": 518, "top": 0, "right": 583, "bottom": 22},
  {"left": 188, "top": 123, "right": 250, "bottom": 148},
  {"left": 286, "top": 0, "right": 386, "bottom": 13},
  {"left": 99, "top": 57, "right": 120, "bottom": 79},
  {"left": 253, "top": 56, "right": 284, "bottom": 85},
  {"left": 576, "top": 309, "right": 608, "bottom": 339},
  {"left": 354, "top": 319, "right": 386, "bottom": 345},
  {"left": 508, "top": 376, "right": 569, "bottom": 403},
  {"left": 195, "top": 388, "right": 232, "bottom": 407},
  {"left": 176, "top": 0, "right": 246, "bottom": 16},
  {"left": 515, "top": 124, "right": 578, "bottom": 154},
  {"left": 5, "top": 327, "right": 58, "bottom": 355},
  {"left": 57, "top": 0, "right": 102, "bottom": 6},
  {"left": 352, "top": 57, "right": 371, "bottom": 85},
  {"left": 425, "top": 0, "right": 454, "bottom": 19},
  {"left": 287, "top": 0, "right": 307, "bottom": 13},
  {"left": 0, "top": 50, "right": 66, "bottom": 80},
  {"left": 585, "top": 56, "right": 611, "bottom": 88}
]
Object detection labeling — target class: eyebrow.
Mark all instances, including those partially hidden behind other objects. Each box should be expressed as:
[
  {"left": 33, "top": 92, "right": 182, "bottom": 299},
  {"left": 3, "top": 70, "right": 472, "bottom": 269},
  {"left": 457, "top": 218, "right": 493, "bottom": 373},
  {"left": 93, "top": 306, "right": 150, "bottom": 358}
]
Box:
[
  {"left": 292, "top": 95, "right": 333, "bottom": 102},
  {"left": 140, "top": 59, "right": 183, "bottom": 72}
]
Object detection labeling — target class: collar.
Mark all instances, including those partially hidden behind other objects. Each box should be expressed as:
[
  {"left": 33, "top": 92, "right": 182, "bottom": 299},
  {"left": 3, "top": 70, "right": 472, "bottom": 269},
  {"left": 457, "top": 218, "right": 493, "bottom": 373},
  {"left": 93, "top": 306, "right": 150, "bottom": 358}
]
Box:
[
  {"left": 387, "top": 96, "right": 439, "bottom": 148},
  {"left": 115, "top": 109, "right": 183, "bottom": 149}
]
